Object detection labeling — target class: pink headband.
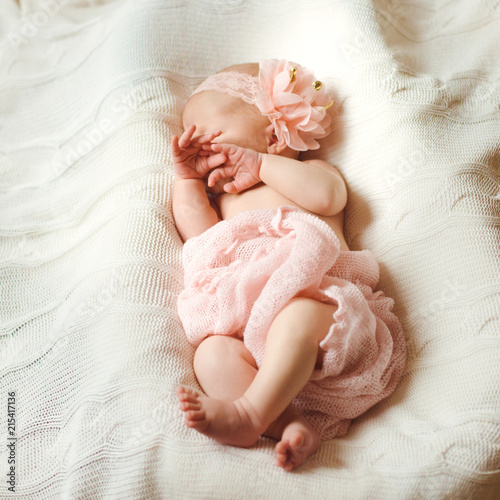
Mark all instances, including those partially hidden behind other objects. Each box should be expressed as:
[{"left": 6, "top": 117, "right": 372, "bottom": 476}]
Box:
[{"left": 192, "top": 59, "right": 333, "bottom": 151}]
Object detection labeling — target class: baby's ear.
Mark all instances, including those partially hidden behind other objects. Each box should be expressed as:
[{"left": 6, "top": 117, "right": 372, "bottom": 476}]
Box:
[{"left": 265, "top": 123, "right": 287, "bottom": 155}]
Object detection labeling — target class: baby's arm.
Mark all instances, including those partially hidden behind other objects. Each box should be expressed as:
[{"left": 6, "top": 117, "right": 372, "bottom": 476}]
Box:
[
  {"left": 173, "top": 178, "right": 219, "bottom": 242},
  {"left": 260, "top": 155, "right": 347, "bottom": 216},
  {"left": 207, "top": 144, "right": 347, "bottom": 216},
  {"left": 171, "top": 126, "right": 225, "bottom": 242}
]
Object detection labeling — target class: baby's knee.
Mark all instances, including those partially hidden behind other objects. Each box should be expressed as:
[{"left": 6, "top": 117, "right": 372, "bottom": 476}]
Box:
[{"left": 193, "top": 335, "right": 253, "bottom": 373}]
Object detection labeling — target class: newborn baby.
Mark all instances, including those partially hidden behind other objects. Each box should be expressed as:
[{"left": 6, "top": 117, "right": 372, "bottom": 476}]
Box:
[{"left": 172, "top": 59, "right": 406, "bottom": 472}]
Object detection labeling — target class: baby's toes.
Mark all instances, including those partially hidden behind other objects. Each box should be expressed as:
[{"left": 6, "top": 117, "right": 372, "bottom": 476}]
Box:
[
  {"left": 176, "top": 386, "right": 200, "bottom": 404},
  {"left": 184, "top": 409, "right": 208, "bottom": 430},
  {"left": 289, "top": 432, "right": 305, "bottom": 450},
  {"left": 275, "top": 441, "right": 292, "bottom": 470},
  {"left": 180, "top": 400, "right": 201, "bottom": 412}
]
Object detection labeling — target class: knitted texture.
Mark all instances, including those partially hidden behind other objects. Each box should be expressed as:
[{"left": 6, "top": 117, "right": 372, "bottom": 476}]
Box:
[
  {"left": 178, "top": 206, "right": 406, "bottom": 439},
  {"left": 0, "top": 0, "right": 499, "bottom": 499}
]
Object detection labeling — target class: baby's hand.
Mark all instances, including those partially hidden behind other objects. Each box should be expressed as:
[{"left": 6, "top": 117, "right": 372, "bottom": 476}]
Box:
[
  {"left": 172, "top": 125, "right": 226, "bottom": 180},
  {"left": 206, "top": 143, "right": 263, "bottom": 194}
]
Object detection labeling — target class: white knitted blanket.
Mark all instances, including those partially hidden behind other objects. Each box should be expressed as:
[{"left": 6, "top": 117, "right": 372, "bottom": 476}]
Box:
[{"left": 1, "top": 1, "right": 499, "bottom": 498}]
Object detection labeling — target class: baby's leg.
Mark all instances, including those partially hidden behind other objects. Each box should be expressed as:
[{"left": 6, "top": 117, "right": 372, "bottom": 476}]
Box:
[
  {"left": 182, "top": 335, "right": 318, "bottom": 462},
  {"left": 177, "top": 298, "right": 337, "bottom": 468},
  {"left": 177, "top": 335, "right": 262, "bottom": 447},
  {"left": 242, "top": 297, "right": 336, "bottom": 425},
  {"left": 178, "top": 335, "right": 305, "bottom": 443},
  {"left": 193, "top": 335, "right": 259, "bottom": 401}
]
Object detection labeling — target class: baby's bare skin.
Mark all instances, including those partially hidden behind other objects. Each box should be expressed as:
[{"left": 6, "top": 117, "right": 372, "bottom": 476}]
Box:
[
  {"left": 172, "top": 71, "right": 347, "bottom": 470},
  {"left": 215, "top": 182, "right": 349, "bottom": 251}
]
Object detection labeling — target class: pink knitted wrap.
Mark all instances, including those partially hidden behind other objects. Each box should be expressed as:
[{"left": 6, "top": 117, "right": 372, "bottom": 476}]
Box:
[{"left": 177, "top": 206, "right": 407, "bottom": 439}]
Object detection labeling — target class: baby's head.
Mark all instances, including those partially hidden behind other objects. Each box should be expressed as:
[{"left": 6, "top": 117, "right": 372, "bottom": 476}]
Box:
[{"left": 182, "top": 59, "right": 333, "bottom": 159}]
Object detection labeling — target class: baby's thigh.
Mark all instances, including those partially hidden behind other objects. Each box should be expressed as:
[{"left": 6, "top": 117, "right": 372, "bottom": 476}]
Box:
[{"left": 271, "top": 297, "right": 338, "bottom": 345}]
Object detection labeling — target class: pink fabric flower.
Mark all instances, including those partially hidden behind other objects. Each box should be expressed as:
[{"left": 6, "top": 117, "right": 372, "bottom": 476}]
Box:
[{"left": 255, "top": 59, "right": 332, "bottom": 151}]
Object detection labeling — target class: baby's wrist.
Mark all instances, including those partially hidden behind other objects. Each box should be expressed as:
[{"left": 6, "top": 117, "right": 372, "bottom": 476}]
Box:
[
  {"left": 174, "top": 174, "right": 203, "bottom": 185},
  {"left": 258, "top": 152, "right": 272, "bottom": 180},
  {"left": 255, "top": 152, "right": 264, "bottom": 179}
]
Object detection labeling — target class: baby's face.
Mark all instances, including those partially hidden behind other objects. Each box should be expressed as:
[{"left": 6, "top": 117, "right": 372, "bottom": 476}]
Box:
[{"left": 182, "top": 91, "right": 269, "bottom": 153}]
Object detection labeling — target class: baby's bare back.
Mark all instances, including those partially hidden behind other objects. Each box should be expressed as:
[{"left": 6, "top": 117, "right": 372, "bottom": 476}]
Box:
[{"left": 215, "top": 182, "right": 350, "bottom": 251}]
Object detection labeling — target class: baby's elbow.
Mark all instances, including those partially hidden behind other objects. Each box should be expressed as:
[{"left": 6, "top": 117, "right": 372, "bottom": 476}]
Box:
[{"left": 315, "top": 183, "right": 347, "bottom": 216}]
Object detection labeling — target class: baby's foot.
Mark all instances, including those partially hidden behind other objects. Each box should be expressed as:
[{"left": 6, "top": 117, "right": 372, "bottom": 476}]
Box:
[
  {"left": 275, "top": 419, "right": 321, "bottom": 472},
  {"left": 176, "top": 386, "right": 265, "bottom": 447}
]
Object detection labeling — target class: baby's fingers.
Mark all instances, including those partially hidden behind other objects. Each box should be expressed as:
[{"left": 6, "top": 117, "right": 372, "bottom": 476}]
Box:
[
  {"left": 178, "top": 125, "right": 196, "bottom": 149},
  {"left": 207, "top": 166, "right": 231, "bottom": 187},
  {"left": 206, "top": 153, "right": 227, "bottom": 169},
  {"left": 208, "top": 142, "right": 227, "bottom": 154},
  {"left": 179, "top": 127, "right": 221, "bottom": 149},
  {"left": 207, "top": 142, "right": 240, "bottom": 155},
  {"left": 171, "top": 135, "right": 185, "bottom": 160},
  {"left": 171, "top": 134, "right": 179, "bottom": 152},
  {"left": 195, "top": 130, "right": 221, "bottom": 145},
  {"left": 222, "top": 181, "right": 239, "bottom": 193}
]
